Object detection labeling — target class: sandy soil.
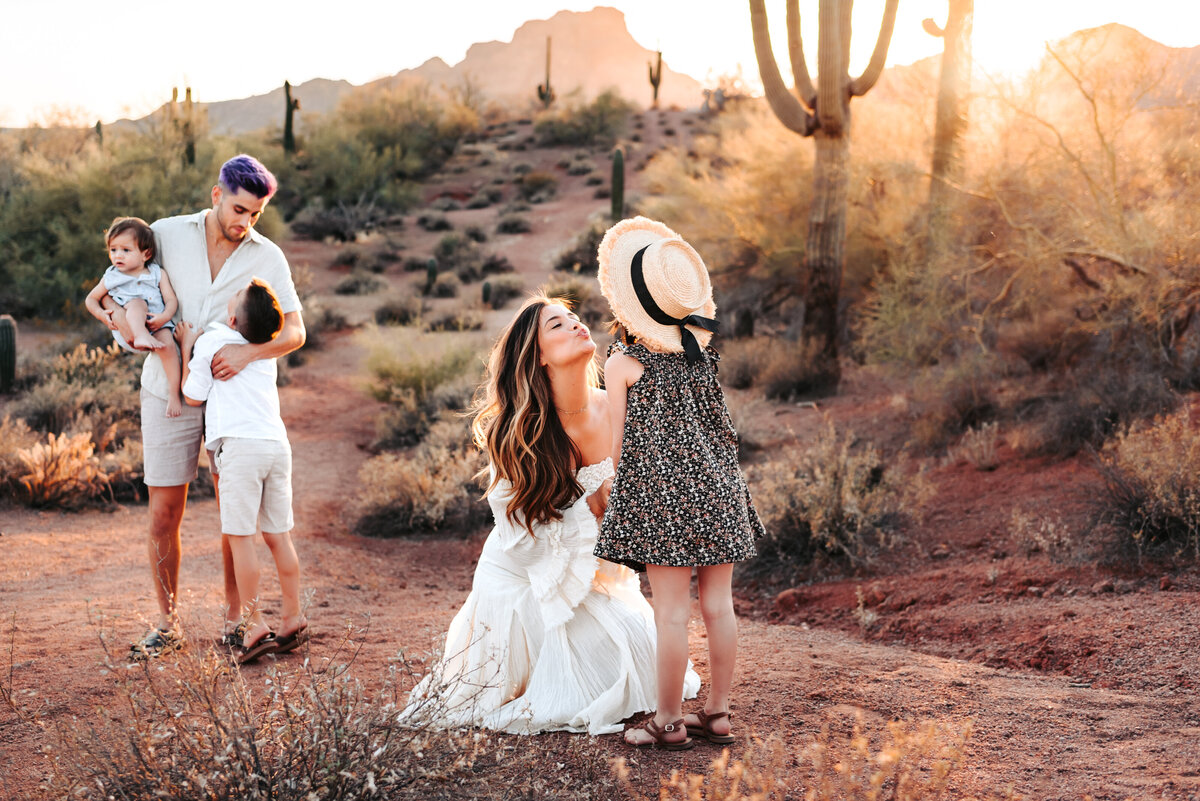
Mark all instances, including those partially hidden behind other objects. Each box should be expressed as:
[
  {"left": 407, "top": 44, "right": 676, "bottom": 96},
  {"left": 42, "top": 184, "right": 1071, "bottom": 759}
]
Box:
[{"left": 3, "top": 110, "right": 1200, "bottom": 800}]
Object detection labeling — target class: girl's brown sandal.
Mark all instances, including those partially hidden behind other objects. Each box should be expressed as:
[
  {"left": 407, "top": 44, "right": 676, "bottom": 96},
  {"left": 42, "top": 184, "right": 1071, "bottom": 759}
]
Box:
[
  {"left": 626, "top": 717, "right": 695, "bottom": 751},
  {"left": 685, "top": 710, "right": 735, "bottom": 744}
]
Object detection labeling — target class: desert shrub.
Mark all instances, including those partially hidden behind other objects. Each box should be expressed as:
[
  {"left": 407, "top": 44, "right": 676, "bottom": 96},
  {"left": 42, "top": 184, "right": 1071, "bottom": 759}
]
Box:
[
  {"left": 465, "top": 192, "right": 493, "bottom": 209},
  {"left": 719, "top": 336, "right": 771, "bottom": 390},
  {"left": 511, "top": 162, "right": 534, "bottom": 175},
  {"left": 1011, "top": 509, "right": 1078, "bottom": 561},
  {"left": 485, "top": 275, "right": 526, "bottom": 310},
  {"left": 946, "top": 421, "right": 1000, "bottom": 471},
  {"left": 41, "top": 627, "right": 495, "bottom": 801},
  {"left": 430, "top": 196, "right": 461, "bottom": 211},
  {"left": 566, "top": 160, "right": 595, "bottom": 176},
  {"left": 403, "top": 256, "right": 432, "bottom": 272},
  {"left": 1093, "top": 411, "right": 1200, "bottom": 560},
  {"left": 416, "top": 212, "right": 452, "bottom": 231},
  {"left": 333, "top": 270, "right": 387, "bottom": 295},
  {"left": 433, "top": 234, "right": 484, "bottom": 282},
  {"left": 14, "top": 431, "right": 112, "bottom": 509},
  {"left": 517, "top": 170, "right": 558, "bottom": 202},
  {"left": 542, "top": 277, "right": 609, "bottom": 327},
  {"left": 758, "top": 338, "right": 831, "bottom": 401},
  {"left": 353, "top": 418, "right": 489, "bottom": 536},
  {"left": 552, "top": 220, "right": 606, "bottom": 274},
  {"left": 481, "top": 253, "right": 514, "bottom": 275},
  {"left": 0, "top": 415, "right": 39, "bottom": 498},
  {"left": 425, "top": 309, "right": 483, "bottom": 333},
  {"left": 909, "top": 355, "right": 1004, "bottom": 453},
  {"left": 534, "top": 91, "right": 633, "bottom": 147},
  {"left": 496, "top": 213, "right": 532, "bottom": 234},
  {"left": 746, "top": 418, "right": 933, "bottom": 580},
  {"left": 13, "top": 343, "right": 140, "bottom": 437},
  {"left": 464, "top": 224, "right": 488, "bottom": 243},
  {"left": 374, "top": 295, "right": 424, "bottom": 326},
  {"left": 431, "top": 272, "right": 461, "bottom": 298},
  {"left": 365, "top": 328, "right": 482, "bottom": 448},
  {"left": 617, "top": 716, "right": 975, "bottom": 801}
]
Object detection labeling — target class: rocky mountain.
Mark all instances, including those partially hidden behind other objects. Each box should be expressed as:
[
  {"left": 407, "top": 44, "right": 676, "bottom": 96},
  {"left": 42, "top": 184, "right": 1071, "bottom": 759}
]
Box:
[{"left": 109, "top": 6, "right": 704, "bottom": 137}]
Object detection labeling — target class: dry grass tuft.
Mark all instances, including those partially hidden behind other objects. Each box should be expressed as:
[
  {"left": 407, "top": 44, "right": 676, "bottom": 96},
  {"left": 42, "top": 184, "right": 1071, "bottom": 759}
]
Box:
[
  {"left": 745, "top": 418, "right": 933, "bottom": 581},
  {"left": 1092, "top": 410, "right": 1200, "bottom": 561}
]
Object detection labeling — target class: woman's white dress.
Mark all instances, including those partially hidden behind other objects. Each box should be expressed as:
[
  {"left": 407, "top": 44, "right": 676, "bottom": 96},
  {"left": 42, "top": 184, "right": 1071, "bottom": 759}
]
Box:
[{"left": 399, "top": 458, "right": 700, "bottom": 734}]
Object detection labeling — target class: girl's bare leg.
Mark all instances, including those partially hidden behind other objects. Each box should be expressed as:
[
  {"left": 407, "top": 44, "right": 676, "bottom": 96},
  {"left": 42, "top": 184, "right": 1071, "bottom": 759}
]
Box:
[
  {"left": 690, "top": 563, "right": 736, "bottom": 736},
  {"left": 626, "top": 564, "right": 693, "bottom": 746}
]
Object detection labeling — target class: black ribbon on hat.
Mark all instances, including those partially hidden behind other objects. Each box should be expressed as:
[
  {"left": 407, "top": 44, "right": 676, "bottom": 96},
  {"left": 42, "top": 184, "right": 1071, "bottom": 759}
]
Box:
[{"left": 630, "top": 244, "right": 719, "bottom": 362}]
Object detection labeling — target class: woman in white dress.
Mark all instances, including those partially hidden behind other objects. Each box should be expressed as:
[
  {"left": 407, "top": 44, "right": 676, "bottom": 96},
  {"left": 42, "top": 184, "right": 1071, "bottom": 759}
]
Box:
[{"left": 399, "top": 294, "right": 699, "bottom": 735}]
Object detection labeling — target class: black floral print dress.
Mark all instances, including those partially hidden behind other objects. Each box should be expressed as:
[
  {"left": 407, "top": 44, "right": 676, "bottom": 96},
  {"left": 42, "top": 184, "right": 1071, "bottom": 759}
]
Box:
[{"left": 594, "top": 342, "right": 762, "bottom": 571}]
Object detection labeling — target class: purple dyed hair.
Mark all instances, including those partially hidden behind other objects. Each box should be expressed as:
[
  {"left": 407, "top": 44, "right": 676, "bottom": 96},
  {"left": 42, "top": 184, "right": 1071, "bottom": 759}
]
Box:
[{"left": 218, "top": 154, "right": 278, "bottom": 199}]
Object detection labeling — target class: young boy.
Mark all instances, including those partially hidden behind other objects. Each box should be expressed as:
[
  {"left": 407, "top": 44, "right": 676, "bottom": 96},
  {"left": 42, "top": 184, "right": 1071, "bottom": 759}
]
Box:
[
  {"left": 177, "top": 277, "right": 308, "bottom": 664},
  {"left": 85, "top": 217, "right": 185, "bottom": 417}
]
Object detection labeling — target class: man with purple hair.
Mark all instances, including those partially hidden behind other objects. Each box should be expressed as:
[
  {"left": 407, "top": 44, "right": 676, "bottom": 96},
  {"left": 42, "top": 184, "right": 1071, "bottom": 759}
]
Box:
[{"left": 124, "top": 154, "right": 306, "bottom": 659}]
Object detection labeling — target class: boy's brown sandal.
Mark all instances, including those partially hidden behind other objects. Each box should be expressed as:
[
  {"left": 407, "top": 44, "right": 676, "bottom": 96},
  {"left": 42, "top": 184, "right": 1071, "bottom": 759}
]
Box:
[
  {"left": 627, "top": 717, "right": 695, "bottom": 751},
  {"left": 685, "top": 710, "right": 735, "bottom": 744}
]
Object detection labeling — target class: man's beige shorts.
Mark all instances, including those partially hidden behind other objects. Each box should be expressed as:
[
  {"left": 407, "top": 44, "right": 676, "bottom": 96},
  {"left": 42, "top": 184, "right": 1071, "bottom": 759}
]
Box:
[
  {"left": 211, "top": 438, "right": 294, "bottom": 536},
  {"left": 141, "top": 388, "right": 204, "bottom": 487}
]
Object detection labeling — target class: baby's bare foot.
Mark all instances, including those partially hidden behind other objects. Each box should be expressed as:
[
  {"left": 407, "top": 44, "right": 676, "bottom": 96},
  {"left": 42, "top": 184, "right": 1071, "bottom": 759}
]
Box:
[
  {"left": 133, "top": 333, "right": 164, "bottom": 350},
  {"left": 165, "top": 395, "right": 183, "bottom": 418}
]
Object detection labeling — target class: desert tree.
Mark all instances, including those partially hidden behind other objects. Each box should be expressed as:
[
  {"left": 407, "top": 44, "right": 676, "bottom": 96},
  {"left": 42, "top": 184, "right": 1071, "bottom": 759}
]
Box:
[
  {"left": 749, "top": 0, "right": 899, "bottom": 391},
  {"left": 924, "top": 0, "right": 973, "bottom": 260}
]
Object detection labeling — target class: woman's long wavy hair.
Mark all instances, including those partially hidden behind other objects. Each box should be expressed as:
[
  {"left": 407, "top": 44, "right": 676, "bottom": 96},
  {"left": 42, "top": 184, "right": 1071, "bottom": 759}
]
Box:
[{"left": 471, "top": 294, "right": 601, "bottom": 532}]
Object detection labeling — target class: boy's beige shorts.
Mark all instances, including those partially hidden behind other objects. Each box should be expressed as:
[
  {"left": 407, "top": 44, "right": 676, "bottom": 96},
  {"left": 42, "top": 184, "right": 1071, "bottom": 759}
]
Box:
[{"left": 211, "top": 438, "right": 294, "bottom": 536}]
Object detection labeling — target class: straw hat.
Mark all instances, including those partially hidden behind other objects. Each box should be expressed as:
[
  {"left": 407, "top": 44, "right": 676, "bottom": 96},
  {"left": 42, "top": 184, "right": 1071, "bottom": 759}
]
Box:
[{"left": 597, "top": 217, "right": 718, "bottom": 359}]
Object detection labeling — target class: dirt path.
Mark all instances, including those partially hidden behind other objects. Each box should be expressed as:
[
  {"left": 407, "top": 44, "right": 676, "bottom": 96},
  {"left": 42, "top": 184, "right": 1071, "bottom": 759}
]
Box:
[{"left": 2, "top": 325, "right": 1198, "bottom": 800}]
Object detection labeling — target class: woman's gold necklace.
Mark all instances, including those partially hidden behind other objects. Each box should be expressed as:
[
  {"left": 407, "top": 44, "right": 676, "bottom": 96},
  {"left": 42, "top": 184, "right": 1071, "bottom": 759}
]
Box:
[{"left": 556, "top": 401, "right": 590, "bottom": 415}]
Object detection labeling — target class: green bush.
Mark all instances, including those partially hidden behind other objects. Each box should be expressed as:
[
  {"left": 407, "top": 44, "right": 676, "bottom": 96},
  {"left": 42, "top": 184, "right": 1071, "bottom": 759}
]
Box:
[
  {"left": 533, "top": 91, "right": 633, "bottom": 147},
  {"left": 431, "top": 272, "right": 461, "bottom": 298},
  {"left": 433, "top": 234, "right": 484, "bottom": 282},
  {"left": 552, "top": 220, "right": 606, "bottom": 274},
  {"left": 485, "top": 275, "right": 526, "bottom": 310},
  {"left": 495, "top": 214, "right": 532, "bottom": 234},
  {"left": 517, "top": 170, "right": 558, "bottom": 203},
  {"left": 374, "top": 295, "right": 424, "bottom": 326},
  {"left": 333, "top": 271, "right": 387, "bottom": 295}
]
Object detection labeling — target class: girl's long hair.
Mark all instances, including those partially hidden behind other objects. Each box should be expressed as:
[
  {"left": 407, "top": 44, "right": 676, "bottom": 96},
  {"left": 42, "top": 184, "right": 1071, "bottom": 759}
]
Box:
[{"left": 471, "top": 294, "right": 600, "bottom": 531}]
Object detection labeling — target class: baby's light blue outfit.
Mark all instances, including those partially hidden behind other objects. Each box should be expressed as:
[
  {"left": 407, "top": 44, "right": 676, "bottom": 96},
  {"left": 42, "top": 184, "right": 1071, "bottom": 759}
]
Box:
[{"left": 103, "top": 262, "right": 173, "bottom": 352}]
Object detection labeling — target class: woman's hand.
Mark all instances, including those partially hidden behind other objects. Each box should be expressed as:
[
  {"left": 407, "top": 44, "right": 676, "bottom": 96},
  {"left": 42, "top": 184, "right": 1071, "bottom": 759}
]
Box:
[{"left": 586, "top": 477, "right": 613, "bottom": 520}]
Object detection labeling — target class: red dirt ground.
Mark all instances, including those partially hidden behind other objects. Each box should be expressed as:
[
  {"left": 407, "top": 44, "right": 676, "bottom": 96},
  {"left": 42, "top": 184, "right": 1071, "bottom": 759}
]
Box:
[{"left": 3, "top": 111, "right": 1200, "bottom": 799}]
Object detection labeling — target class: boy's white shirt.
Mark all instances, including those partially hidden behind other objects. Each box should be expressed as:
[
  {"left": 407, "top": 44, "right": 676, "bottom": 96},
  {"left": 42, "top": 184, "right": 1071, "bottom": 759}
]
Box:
[
  {"left": 142, "top": 210, "right": 302, "bottom": 401},
  {"left": 182, "top": 322, "right": 287, "bottom": 452}
]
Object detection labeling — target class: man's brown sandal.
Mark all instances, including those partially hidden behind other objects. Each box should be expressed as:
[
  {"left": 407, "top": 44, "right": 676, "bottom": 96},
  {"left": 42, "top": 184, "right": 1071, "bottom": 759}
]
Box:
[
  {"left": 685, "top": 710, "right": 735, "bottom": 745},
  {"left": 626, "top": 717, "right": 695, "bottom": 751}
]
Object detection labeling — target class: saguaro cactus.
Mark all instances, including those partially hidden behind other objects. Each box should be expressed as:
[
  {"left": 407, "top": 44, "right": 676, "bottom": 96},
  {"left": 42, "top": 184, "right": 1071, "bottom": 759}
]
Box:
[
  {"left": 648, "top": 51, "right": 663, "bottom": 109},
  {"left": 181, "top": 87, "right": 196, "bottom": 166},
  {"left": 611, "top": 147, "right": 625, "bottom": 222},
  {"left": 94, "top": 120, "right": 103, "bottom": 147},
  {"left": 537, "top": 37, "right": 556, "bottom": 108},
  {"left": 283, "top": 80, "right": 301, "bottom": 155},
  {"left": 924, "top": 0, "right": 974, "bottom": 258},
  {"left": 749, "top": 0, "right": 898, "bottom": 391},
  {"left": 0, "top": 314, "right": 17, "bottom": 394},
  {"left": 482, "top": 281, "right": 492, "bottom": 307},
  {"left": 425, "top": 258, "right": 438, "bottom": 295}
]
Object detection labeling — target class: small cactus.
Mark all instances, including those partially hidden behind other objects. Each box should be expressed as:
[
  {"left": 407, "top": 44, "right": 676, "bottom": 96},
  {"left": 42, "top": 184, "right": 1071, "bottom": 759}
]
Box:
[
  {"left": 94, "top": 120, "right": 103, "bottom": 147},
  {"left": 181, "top": 87, "right": 196, "bottom": 166},
  {"left": 482, "top": 281, "right": 492, "bottom": 307},
  {"left": 648, "top": 51, "right": 663, "bottom": 109},
  {"left": 425, "top": 258, "right": 438, "bottom": 295},
  {"left": 0, "top": 314, "right": 16, "bottom": 394},
  {"left": 536, "top": 36, "right": 555, "bottom": 108},
  {"left": 610, "top": 147, "right": 625, "bottom": 222},
  {"left": 283, "top": 80, "right": 301, "bottom": 155}
]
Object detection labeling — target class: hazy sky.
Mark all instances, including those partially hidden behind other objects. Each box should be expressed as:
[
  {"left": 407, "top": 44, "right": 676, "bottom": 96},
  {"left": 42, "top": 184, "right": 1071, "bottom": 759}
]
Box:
[{"left": 2, "top": 1, "right": 1197, "bottom": 127}]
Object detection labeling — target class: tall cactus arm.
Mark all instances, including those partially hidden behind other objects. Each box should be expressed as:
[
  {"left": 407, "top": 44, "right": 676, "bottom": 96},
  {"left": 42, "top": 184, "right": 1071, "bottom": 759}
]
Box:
[
  {"left": 849, "top": 0, "right": 899, "bottom": 96},
  {"left": 816, "top": 0, "right": 845, "bottom": 133},
  {"left": 923, "top": 17, "right": 945, "bottom": 36},
  {"left": 749, "top": 0, "right": 816, "bottom": 134},
  {"left": 785, "top": 0, "right": 817, "bottom": 108}
]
